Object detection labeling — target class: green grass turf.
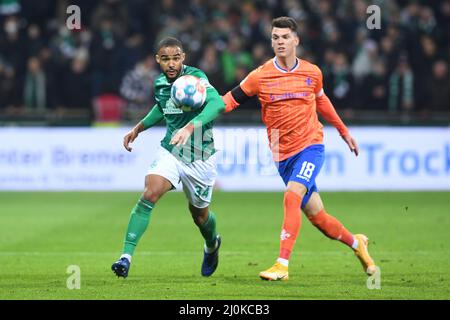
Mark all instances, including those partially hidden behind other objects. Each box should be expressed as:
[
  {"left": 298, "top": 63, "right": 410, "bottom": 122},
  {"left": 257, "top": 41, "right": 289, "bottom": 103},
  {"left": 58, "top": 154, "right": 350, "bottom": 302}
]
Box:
[{"left": 0, "top": 191, "right": 449, "bottom": 300}]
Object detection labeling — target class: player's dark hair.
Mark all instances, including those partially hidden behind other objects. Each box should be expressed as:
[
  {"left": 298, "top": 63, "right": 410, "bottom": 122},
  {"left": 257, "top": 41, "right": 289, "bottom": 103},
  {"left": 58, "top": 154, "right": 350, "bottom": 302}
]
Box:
[
  {"left": 271, "top": 16, "right": 298, "bottom": 34},
  {"left": 157, "top": 37, "right": 184, "bottom": 52}
]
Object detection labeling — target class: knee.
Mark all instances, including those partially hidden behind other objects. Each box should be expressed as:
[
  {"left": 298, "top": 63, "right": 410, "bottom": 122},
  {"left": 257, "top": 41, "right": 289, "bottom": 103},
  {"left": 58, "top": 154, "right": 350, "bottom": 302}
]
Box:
[
  {"left": 304, "top": 206, "right": 323, "bottom": 218},
  {"left": 142, "top": 188, "right": 162, "bottom": 204},
  {"left": 189, "top": 205, "right": 209, "bottom": 226},
  {"left": 307, "top": 209, "right": 326, "bottom": 225},
  {"left": 286, "top": 184, "right": 307, "bottom": 198}
]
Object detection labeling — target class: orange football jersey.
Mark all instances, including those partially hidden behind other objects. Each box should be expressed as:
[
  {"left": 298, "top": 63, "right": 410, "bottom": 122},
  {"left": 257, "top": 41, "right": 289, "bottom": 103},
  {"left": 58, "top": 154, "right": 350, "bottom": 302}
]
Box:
[{"left": 240, "top": 58, "right": 326, "bottom": 161}]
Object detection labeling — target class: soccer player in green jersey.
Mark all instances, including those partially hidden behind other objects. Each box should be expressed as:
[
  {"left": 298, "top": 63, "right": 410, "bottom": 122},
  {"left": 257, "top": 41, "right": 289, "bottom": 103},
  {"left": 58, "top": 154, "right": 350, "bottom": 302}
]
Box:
[{"left": 111, "top": 37, "right": 225, "bottom": 278}]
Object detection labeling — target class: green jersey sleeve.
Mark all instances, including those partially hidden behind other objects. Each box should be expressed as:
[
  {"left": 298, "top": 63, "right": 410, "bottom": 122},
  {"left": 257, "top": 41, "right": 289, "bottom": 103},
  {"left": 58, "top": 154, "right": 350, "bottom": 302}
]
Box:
[
  {"left": 188, "top": 70, "right": 225, "bottom": 128},
  {"left": 189, "top": 89, "right": 225, "bottom": 128},
  {"left": 141, "top": 104, "right": 164, "bottom": 129}
]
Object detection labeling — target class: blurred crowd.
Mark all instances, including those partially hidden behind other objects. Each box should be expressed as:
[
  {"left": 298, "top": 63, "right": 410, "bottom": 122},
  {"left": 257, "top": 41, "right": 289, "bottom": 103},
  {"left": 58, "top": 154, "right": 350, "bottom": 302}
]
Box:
[{"left": 0, "top": 0, "right": 449, "bottom": 125}]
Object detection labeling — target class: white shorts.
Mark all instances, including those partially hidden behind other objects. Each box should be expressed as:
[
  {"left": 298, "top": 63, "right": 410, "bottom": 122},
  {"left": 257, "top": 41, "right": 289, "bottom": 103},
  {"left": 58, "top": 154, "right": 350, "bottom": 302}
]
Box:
[{"left": 147, "top": 147, "right": 217, "bottom": 208}]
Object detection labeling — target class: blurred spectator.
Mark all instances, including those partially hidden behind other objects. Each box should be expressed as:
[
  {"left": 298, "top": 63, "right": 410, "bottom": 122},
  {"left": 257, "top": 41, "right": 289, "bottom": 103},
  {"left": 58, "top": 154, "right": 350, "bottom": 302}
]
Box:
[
  {"left": 435, "top": 1, "right": 450, "bottom": 48},
  {"left": 91, "top": 0, "right": 129, "bottom": 37},
  {"left": 418, "top": 35, "right": 439, "bottom": 72},
  {"left": 26, "top": 24, "right": 44, "bottom": 57},
  {"left": 120, "top": 32, "right": 147, "bottom": 72},
  {"left": 325, "top": 52, "right": 354, "bottom": 110},
  {"left": 241, "top": 2, "right": 268, "bottom": 48},
  {"left": 0, "top": 0, "right": 449, "bottom": 124},
  {"left": 124, "top": 0, "right": 153, "bottom": 35},
  {"left": 388, "top": 55, "right": 414, "bottom": 113},
  {"left": 90, "top": 16, "right": 123, "bottom": 96},
  {"left": 0, "top": 58, "right": 22, "bottom": 111},
  {"left": 426, "top": 60, "right": 450, "bottom": 112},
  {"left": 0, "top": 15, "right": 27, "bottom": 74},
  {"left": 198, "top": 44, "right": 224, "bottom": 93},
  {"left": 206, "top": 12, "right": 231, "bottom": 51},
  {"left": 359, "top": 60, "right": 388, "bottom": 110},
  {"left": 221, "top": 37, "right": 253, "bottom": 90},
  {"left": 120, "top": 54, "right": 157, "bottom": 120},
  {"left": 23, "top": 57, "right": 49, "bottom": 111},
  {"left": 417, "top": 6, "right": 437, "bottom": 35},
  {"left": 352, "top": 38, "right": 378, "bottom": 83},
  {"left": 57, "top": 55, "right": 92, "bottom": 117},
  {"left": 400, "top": 1, "right": 421, "bottom": 31},
  {"left": 379, "top": 34, "right": 401, "bottom": 75},
  {"left": 251, "top": 42, "right": 271, "bottom": 67}
]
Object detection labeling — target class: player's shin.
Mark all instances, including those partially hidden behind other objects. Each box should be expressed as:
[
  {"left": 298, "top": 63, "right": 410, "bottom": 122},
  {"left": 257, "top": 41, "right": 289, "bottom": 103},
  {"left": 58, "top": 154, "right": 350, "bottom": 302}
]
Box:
[
  {"left": 307, "top": 209, "right": 357, "bottom": 249},
  {"left": 197, "top": 211, "right": 218, "bottom": 252},
  {"left": 122, "top": 198, "right": 154, "bottom": 256},
  {"left": 279, "top": 191, "right": 303, "bottom": 264}
]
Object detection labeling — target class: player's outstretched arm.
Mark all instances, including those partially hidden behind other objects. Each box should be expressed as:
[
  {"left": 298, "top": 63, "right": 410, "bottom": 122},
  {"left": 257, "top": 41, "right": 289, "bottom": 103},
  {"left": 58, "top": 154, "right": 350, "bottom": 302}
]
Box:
[
  {"left": 341, "top": 133, "right": 359, "bottom": 156},
  {"left": 222, "top": 86, "right": 252, "bottom": 113},
  {"left": 124, "top": 105, "right": 164, "bottom": 152},
  {"left": 123, "top": 123, "right": 142, "bottom": 152},
  {"left": 316, "top": 93, "right": 359, "bottom": 156}
]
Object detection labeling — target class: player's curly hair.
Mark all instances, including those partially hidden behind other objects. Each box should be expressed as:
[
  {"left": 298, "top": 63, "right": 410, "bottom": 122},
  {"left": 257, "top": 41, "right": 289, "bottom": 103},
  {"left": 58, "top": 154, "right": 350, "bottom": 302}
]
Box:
[{"left": 271, "top": 16, "right": 298, "bottom": 34}]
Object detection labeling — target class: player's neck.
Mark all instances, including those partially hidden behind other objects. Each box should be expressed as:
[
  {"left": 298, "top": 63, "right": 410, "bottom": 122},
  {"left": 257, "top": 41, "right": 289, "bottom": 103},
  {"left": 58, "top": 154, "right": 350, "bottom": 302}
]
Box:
[{"left": 275, "top": 55, "right": 298, "bottom": 71}]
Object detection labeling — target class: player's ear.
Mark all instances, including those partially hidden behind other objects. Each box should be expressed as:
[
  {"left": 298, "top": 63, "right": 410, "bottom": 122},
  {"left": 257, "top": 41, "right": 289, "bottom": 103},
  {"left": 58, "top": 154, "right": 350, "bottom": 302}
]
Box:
[
  {"left": 181, "top": 52, "right": 186, "bottom": 62},
  {"left": 294, "top": 33, "right": 300, "bottom": 46},
  {"left": 155, "top": 54, "right": 160, "bottom": 64}
]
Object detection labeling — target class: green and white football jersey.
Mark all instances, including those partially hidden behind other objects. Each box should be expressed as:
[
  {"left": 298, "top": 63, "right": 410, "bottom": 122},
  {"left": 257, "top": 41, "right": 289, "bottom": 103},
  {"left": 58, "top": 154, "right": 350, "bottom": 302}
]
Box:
[{"left": 152, "top": 65, "right": 223, "bottom": 163}]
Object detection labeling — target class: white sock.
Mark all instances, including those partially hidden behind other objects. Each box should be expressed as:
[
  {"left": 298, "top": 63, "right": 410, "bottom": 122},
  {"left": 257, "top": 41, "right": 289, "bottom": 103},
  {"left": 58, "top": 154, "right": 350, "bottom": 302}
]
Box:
[
  {"left": 351, "top": 238, "right": 359, "bottom": 250},
  {"left": 277, "top": 258, "right": 289, "bottom": 267},
  {"left": 120, "top": 254, "right": 132, "bottom": 263}
]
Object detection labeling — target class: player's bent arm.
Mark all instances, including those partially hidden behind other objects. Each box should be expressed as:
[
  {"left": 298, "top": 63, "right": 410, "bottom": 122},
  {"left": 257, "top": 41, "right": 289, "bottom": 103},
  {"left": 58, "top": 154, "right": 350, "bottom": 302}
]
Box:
[
  {"left": 123, "top": 105, "right": 165, "bottom": 152},
  {"left": 315, "top": 93, "right": 349, "bottom": 137},
  {"left": 170, "top": 89, "right": 225, "bottom": 147},
  {"left": 188, "top": 89, "right": 225, "bottom": 129},
  {"left": 316, "top": 93, "right": 359, "bottom": 156},
  {"left": 140, "top": 104, "right": 165, "bottom": 130},
  {"left": 222, "top": 86, "right": 252, "bottom": 113}
]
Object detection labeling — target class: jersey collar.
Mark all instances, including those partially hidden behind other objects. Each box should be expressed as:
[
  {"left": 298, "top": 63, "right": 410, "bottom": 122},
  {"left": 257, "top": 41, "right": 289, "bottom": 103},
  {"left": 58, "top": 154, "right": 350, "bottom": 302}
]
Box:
[{"left": 273, "top": 57, "right": 300, "bottom": 73}]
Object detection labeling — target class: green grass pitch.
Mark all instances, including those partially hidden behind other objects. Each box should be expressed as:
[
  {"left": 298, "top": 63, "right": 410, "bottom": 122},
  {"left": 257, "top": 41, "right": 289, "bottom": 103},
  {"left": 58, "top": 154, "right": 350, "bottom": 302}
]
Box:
[{"left": 0, "top": 191, "right": 449, "bottom": 300}]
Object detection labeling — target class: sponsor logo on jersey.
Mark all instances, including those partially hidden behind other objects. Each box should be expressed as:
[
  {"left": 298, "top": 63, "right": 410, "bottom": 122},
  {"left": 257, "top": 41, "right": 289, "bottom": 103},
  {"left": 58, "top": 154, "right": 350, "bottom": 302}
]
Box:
[{"left": 162, "top": 98, "right": 183, "bottom": 114}]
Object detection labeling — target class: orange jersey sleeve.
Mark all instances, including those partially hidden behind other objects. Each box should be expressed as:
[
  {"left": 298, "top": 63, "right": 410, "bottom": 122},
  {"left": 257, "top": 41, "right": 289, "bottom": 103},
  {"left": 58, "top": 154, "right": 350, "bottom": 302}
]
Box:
[
  {"left": 312, "top": 65, "right": 349, "bottom": 136},
  {"left": 313, "top": 64, "right": 324, "bottom": 96},
  {"left": 316, "top": 94, "right": 349, "bottom": 136},
  {"left": 239, "top": 67, "right": 261, "bottom": 97},
  {"left": 222, "top": 67, "right": 260, "bottom": 113}
]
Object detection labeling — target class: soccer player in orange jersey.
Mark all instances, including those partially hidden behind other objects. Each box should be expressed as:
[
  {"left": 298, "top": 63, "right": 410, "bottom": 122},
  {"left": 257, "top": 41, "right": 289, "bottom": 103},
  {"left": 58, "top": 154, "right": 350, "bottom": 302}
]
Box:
[{"left": 222, "top": 17, "right": 377, "bottom": 281}]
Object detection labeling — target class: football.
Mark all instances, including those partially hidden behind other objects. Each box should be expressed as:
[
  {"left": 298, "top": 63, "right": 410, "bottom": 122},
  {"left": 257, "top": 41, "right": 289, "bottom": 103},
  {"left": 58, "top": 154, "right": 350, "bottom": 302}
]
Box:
[{"left": 171, "top": 75, "right": 207, "bottom": 111}]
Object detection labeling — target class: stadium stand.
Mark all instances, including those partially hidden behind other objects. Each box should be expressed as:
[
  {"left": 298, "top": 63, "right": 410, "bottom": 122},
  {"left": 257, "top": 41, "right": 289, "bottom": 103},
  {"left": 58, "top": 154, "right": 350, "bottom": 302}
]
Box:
[{"left": 0, "top": 0, "right": 449, "bottom": 126}]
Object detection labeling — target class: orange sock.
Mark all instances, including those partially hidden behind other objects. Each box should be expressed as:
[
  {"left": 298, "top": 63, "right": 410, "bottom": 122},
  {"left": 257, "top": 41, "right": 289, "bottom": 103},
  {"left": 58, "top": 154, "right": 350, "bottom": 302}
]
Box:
[
  {"left": 307, "top": 209, "right": 354, "bottom": 248},
  {"left": 279, "top": 191, "right": 303, "bottom": 260}
]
